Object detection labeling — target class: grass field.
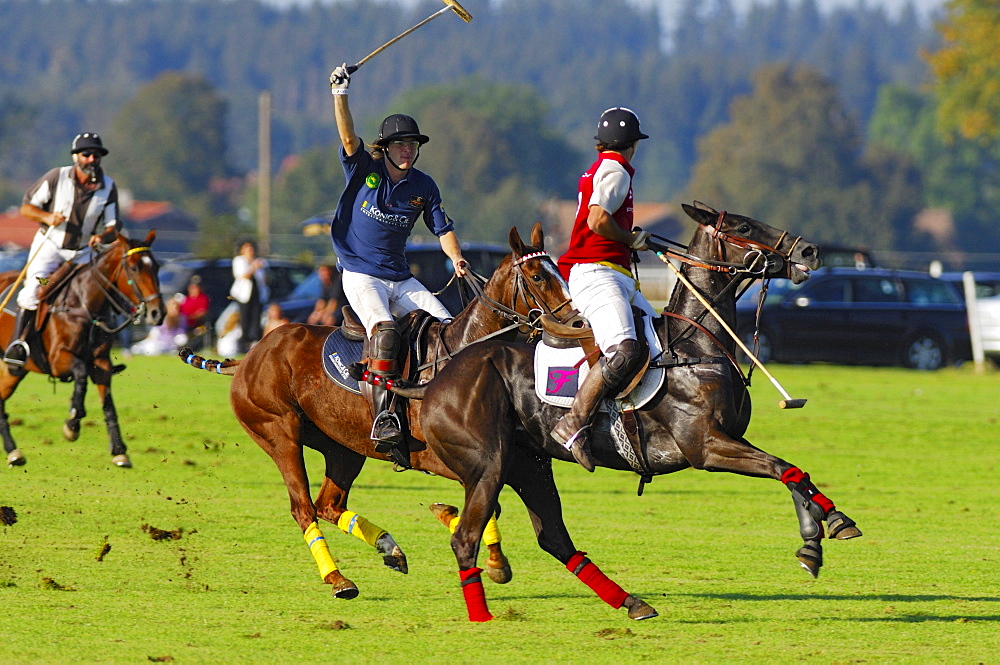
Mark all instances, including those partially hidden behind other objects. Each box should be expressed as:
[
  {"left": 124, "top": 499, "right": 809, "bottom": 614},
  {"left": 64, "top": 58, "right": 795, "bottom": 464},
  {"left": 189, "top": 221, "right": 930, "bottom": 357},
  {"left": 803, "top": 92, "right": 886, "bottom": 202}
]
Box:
[{"left": 1, "top": 354, "right": 998, "bottom": 663}]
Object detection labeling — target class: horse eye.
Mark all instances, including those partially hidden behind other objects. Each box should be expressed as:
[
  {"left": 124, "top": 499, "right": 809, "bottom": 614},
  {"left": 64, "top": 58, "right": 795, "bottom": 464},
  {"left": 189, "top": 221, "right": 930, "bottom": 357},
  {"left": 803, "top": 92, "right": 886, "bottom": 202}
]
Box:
[{"left": 532, "top": 274, "right": 544, "bottom": 283}]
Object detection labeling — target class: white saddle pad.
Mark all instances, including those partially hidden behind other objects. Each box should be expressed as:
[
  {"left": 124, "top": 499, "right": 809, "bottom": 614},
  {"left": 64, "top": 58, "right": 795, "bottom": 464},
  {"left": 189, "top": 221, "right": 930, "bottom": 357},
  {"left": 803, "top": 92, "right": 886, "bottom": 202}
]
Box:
[{"left": 534, "top": 316, "right": 664, "bottom": 409}]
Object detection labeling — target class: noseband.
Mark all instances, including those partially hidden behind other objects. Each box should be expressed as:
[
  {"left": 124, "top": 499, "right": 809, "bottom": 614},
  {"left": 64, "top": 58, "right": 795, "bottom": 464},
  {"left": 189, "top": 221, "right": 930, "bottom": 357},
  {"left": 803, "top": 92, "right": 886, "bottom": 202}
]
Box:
[{"left": 88, "top": 244, "right": 161, "bottom": 332}]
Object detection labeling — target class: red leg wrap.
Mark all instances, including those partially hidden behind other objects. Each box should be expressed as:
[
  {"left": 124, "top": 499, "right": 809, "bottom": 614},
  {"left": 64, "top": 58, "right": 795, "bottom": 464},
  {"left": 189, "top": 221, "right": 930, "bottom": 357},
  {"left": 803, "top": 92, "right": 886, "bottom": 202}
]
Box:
[
  {"left": 781, "top": 467, "right": 836, "bottom": 514},
  {"left": 458, "top": 567, "right": 493, "bottom": 622},
  {"left": 566, "top": 551, "right": 628, "bottom": 609}
]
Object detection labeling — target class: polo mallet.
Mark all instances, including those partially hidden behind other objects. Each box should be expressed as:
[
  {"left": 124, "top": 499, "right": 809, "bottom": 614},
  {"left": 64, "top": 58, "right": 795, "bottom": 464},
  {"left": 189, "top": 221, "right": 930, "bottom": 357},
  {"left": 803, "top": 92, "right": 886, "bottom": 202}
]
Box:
[
  {"left": 345, "top": 0, "right": 473, "bottom": 75},
  {"left": 658, "top": 254, "right": 807, "bottom": 409},
  {"left": 0, "top": 233, "right": 53, "bottom": 314}
]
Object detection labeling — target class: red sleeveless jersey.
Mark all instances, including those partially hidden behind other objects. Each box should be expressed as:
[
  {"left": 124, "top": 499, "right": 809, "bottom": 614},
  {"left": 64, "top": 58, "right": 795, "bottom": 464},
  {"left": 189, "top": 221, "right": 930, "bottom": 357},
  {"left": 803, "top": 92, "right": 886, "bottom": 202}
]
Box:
[{"left": 557, "top": 151, "right": 635, "bottom": 281}]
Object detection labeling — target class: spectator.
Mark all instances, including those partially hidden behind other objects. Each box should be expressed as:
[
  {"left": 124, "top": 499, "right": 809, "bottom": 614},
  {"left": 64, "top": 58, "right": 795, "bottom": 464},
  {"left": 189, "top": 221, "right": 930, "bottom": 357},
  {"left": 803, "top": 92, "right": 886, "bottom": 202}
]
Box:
[
  {"left": 307, "top": 264, "right": 345, "bottom": 326},
  {"left": 263, "top": 302, "right": 290, "bottom": 336},
  {"left": 179, "top": 275, "right": 210, "bottom": 350},
  {"left": 230, "top": 240, "right": 268, "bottom": 352},
  {"left": 131, "top": 297, "right": 186, "bottom": 356}
]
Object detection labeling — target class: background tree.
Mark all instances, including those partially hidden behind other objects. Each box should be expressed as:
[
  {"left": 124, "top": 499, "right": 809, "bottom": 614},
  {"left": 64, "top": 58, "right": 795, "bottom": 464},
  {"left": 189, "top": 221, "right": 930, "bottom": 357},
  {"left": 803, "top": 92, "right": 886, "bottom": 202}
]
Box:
[
  {"left": 384, "top": 79, "right": 581, "bottom": 244},
  {"left": 925, "top": 0, "right": 1000, "bottom": 142},
  {"left": 111, "top": 72, "right": 231, "bottom": 219},
  {"left": 686, "top": 64, "right": 922, "bottom": 251}
]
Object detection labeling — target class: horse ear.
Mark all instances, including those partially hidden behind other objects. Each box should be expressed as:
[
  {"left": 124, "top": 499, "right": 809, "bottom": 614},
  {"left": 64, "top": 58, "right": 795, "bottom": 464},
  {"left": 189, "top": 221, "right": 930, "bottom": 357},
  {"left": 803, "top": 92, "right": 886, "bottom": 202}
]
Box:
[
  {"left": 508, "top": 226, "right": 525, "bottom": 255},
  {"left": 144, "top": 230, "right": 157, "bottom": 246},
  {"left": 530, "top": 222, "right": 544, "bottom": 250},
  {"left": 682, "top": 202, "right": 716, "bottom": 225}
]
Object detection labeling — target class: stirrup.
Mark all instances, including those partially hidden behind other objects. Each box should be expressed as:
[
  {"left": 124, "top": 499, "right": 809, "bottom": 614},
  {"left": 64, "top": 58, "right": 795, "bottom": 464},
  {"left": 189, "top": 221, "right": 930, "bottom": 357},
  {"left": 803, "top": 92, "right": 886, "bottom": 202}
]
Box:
[
  {"left": 3, "top": 340, "right": 29, "bottom": 367},
  {"left": 371, "top": 410, "right": 403, "bottom": 451}
]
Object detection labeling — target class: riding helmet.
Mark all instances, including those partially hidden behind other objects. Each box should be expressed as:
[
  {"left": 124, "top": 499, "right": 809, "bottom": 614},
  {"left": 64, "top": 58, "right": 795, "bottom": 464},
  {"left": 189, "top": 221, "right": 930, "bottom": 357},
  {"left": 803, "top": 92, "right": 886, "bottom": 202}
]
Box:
[
  {"left": 595, "top": 108, "right": 649, "bottom": 147},
  {"left": 375, "top": 114, "right": 430, "bottom": 147},
  {"left": 71, "top": 132, "right": 109, "bottom": 156}
]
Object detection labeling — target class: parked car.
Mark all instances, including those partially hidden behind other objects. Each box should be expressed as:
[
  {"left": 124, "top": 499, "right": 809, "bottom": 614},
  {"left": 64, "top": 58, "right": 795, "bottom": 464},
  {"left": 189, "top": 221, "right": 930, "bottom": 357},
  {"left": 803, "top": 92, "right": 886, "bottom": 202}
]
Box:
[
  {"left": 278, "top": 243, "right": 510, "bottom": 323},
  {"left": 938, "top": 271, "right": 1000, "bottom": 299},
  {"left": 736, "top": 268, "right": 972, "bottom": 370},
  {"left": 975, "top": 294, "right": 1000, "bottom": 364}
]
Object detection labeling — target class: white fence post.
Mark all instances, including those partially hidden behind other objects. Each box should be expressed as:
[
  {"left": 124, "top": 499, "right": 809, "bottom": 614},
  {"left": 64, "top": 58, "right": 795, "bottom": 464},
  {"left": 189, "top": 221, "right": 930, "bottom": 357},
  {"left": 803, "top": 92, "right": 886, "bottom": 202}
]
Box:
[{"left": 963, "top": 271, "right": 985, "bottom": 375}]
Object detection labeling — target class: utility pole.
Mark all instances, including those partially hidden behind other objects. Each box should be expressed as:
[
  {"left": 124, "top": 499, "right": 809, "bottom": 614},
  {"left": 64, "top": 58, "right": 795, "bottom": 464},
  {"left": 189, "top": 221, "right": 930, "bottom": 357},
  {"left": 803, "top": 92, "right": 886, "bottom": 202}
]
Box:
[{"left": 257, "top": 90, "right": 272, "bottom": 256}]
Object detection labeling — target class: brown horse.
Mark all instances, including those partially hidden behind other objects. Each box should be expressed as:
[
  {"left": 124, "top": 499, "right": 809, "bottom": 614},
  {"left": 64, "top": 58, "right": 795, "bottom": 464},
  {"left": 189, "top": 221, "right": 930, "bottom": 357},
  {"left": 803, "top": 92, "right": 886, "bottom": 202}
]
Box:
[
  {"left": 390, "top": 203, "right": 862, "bottom": 621},
  {"left": 1, "top": 231, "right": 164, "bottom": 468},
  {"left": 179, "top": 223, "right": 573, "bottom": 600}
]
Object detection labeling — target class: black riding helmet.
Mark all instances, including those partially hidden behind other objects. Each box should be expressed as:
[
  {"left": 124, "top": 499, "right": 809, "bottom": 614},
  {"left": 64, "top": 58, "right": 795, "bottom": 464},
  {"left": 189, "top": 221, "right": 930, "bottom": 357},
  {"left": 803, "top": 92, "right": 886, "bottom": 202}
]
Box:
[
  {"left": 374, "top": 114, "right": 430, "bottom": 148},
  {"left": 595, "top": 107, "right": 649, "bottom": 149}
]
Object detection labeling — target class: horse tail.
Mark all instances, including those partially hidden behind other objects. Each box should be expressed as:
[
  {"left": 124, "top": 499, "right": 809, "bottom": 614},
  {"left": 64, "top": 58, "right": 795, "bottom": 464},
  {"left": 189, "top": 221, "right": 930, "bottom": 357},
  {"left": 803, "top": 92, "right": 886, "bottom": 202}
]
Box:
[
  {"left": 387, "top": 378, "right": 426, "bottom": 400},
  {"left": 178, "top": 347, "right": 240, "bottom": 376}
]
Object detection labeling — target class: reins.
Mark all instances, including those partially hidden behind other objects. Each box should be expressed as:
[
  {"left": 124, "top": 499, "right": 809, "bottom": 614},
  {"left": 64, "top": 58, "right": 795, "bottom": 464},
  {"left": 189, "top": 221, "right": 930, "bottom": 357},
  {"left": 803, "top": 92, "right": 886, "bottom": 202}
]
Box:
[
  {"left": 414, "top": 251, "right": 570, "bottom": 374},
  {"left": 84, "top": 243, "right": 157, "bottom": 332}
]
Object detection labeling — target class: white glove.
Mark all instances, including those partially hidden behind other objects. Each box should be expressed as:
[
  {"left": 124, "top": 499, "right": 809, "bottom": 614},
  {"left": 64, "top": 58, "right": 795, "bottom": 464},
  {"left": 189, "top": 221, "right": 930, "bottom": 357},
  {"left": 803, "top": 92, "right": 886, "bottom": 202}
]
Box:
[
  {"left": 330, "top": 64, "right": 350, "bottom": 95},
  {"left": 629, "top": 229, "right": 650, "bottom": 250}
]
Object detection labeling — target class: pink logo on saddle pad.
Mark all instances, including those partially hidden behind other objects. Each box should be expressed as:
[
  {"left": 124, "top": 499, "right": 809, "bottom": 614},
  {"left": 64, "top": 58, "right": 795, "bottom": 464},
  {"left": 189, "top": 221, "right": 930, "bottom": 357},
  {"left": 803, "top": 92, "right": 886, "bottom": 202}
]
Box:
[{"left": 546, "top": 366, "right": 579, "bottom": 397}]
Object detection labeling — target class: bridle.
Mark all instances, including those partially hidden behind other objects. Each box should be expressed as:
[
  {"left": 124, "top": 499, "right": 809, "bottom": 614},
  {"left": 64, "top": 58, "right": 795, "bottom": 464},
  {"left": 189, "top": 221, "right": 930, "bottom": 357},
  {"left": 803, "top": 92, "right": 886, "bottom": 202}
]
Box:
[{"left": 87, "top": 243, "right": 162, "bottom": 333}]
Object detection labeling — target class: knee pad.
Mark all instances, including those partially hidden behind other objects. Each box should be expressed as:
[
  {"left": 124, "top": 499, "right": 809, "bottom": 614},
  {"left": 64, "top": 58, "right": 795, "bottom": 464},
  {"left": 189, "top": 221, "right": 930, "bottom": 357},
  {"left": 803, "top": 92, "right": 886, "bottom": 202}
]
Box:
[{"left": 602, "top": 338, "right": 644, "bottom": 391}]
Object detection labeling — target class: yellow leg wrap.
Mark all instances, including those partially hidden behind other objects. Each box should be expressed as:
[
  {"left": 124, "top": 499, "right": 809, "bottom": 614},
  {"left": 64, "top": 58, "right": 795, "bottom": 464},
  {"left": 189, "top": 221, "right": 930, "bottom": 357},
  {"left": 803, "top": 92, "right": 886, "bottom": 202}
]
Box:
[
  {"left": 303, "top": 521, "right": 338, "bottom": 580},
  {"left": 446, "top": 513, "right": 502, "bottom": 546},
  {"left": 336, "top": 511, "right": 387, "bottom": 548}
]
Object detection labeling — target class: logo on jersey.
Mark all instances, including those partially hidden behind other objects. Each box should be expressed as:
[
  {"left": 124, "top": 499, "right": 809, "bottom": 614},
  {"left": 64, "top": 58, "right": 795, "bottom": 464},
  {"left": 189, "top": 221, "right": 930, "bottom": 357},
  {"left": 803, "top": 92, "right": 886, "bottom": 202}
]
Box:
[
  {"left": 409, "top": 195, "right": 426, "bottom": 209},
  {"left": 365, "top": 172, "right": 381, "bottom": 189}
]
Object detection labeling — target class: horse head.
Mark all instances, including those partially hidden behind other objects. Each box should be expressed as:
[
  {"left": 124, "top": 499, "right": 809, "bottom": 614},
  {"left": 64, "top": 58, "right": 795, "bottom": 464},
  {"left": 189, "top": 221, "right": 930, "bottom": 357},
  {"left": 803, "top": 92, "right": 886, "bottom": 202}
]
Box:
[
  {"left": 101, "top": 230, "right": 165, "bottom": 326},
  {"left": 681, "top": 202, "right": 821, "bottom": 284},
  {"left": 481, "top": 222, "right": 573, "bottom": 323}
]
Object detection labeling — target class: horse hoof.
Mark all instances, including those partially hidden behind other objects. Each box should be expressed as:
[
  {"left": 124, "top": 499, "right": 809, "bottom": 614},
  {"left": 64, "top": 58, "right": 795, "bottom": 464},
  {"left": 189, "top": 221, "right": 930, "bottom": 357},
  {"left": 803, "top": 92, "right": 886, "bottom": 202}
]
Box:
[
  {"left": 429, "top": 503, "right": 459, "bottom": 527},
  {"left": 796, "top": 539, "right": 823, "bottom": 578},
  {"left": 63, "top": 420, "right": 80, "bottom": 442},
  {"left": 485, "top": 557, "right": 512, "bottom": 585},
  {"left": 375, "top": 533, "right": 408, "bottom": 574},
  {"left": 7, "top": 449, "right": 25, "bottom": 467},
  {"left": 112, "top": 454, "right": 132, "bottom": 468},
  {"left": 826, "top": 511, "right": 862, "bottom": 540},
  {"left": 331, "top": 579, "right": 359, "bottom": 599},
  {"left": 624, "top": 595, "right": 658, "bottom": 620},
  {"left": 382, "top": 550, "right": 409, "bottom": 575}
]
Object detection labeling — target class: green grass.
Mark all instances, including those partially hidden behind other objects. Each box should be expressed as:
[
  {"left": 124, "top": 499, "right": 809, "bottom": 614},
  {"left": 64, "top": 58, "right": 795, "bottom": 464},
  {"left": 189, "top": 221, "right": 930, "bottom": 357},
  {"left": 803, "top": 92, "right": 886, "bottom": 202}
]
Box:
[{"left": 1, "top": 356, "right": 998, "bottom": 663}]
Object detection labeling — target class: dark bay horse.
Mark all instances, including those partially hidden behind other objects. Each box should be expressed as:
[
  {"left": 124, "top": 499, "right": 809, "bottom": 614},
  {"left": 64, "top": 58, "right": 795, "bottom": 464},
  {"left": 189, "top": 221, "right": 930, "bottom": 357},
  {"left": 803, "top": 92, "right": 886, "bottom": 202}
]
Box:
[
  {"left": 1, "top": 231, "right": 164, "bottom": 468},
  {"left": 180, "top": 224, "right": 572, "bottom": 600},
  {"left": 390, "top": 203, "right": 862, "bottom": 621}
]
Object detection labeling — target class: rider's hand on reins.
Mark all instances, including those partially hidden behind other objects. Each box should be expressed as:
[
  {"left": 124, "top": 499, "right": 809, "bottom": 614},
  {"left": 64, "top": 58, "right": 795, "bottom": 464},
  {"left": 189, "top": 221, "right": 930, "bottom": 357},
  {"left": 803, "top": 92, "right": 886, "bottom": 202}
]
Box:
[
  {"left": 454, "top": 259, "right": 468, "bottom": 278},
  {"left": 630, "top": 229, "right": 650, "bottom": 251}
]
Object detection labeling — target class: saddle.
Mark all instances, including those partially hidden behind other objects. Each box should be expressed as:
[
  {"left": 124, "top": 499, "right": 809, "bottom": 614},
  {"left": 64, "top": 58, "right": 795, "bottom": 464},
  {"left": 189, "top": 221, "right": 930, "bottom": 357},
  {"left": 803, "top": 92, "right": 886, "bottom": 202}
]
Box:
[{"left": 35, "top": 261, "right": 85, "bottom": 331}]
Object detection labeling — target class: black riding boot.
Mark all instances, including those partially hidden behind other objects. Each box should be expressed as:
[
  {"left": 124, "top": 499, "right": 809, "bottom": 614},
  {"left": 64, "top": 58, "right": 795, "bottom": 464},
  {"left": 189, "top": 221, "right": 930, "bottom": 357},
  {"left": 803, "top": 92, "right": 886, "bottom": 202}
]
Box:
[
  {"left": 369, "top": 322, "right": 403, "bottom": 449},
  {"left": 550, "top": 339, "right": 645, "bottom": 472},
  {"left": 3, "top": 308, "right": 34, "bottom": 377}
]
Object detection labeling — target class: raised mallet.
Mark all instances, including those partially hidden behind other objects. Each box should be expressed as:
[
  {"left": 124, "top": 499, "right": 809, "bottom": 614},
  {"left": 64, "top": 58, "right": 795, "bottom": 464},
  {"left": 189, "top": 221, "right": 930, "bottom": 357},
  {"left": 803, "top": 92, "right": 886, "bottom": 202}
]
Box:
[{"left": 346, "top": 0, "right": 473, "bottom": 75}]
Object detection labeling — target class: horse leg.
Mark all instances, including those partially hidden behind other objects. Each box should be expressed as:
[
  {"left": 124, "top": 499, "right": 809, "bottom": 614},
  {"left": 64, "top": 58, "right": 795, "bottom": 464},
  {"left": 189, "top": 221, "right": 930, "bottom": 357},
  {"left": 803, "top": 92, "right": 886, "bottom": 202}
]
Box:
[
  {"left": 309, "top": 436, "right": 408, "bottom": 575},
  {"left": 0, "top": 375, "right": 25, "bottom": 466},
  {"left": 677, "top": 425, "right": 862, "bottom": 578},
  {"left": 429, "top": 503, "right": 511, "bottom": 584},
  {"left": 63, "top": 362, "right": 88, "bottom": 442},
  {"left": 505, "top": 447, "right": 657, "bottom": 620}
]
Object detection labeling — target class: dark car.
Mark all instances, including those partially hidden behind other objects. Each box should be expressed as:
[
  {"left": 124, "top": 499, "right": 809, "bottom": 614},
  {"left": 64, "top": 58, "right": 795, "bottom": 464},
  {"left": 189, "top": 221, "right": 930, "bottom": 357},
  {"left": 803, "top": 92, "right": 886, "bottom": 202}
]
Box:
[
  {"left": 278, "top": 243, "right": 510, "bottom": 323},
  {"left": 736, "top": 268, "right": 972, "bottom": 370},
  {"left": 157, "top": 257, "right": 313, "bottom": 334}
]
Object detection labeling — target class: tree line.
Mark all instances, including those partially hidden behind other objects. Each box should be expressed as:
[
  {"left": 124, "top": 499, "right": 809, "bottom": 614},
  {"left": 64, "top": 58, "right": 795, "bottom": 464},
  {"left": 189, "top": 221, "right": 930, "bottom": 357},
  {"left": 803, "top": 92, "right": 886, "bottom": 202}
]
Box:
[{"left": 2, "top": 0, "right": 998, "bottom": 262}]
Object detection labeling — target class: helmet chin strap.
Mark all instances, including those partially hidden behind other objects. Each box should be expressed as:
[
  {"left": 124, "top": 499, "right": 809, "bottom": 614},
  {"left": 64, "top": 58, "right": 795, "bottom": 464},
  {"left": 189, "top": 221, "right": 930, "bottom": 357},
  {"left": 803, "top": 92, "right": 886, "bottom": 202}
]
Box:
[{"left": 383, "top": 146, "right": 419, "bottom": 173}]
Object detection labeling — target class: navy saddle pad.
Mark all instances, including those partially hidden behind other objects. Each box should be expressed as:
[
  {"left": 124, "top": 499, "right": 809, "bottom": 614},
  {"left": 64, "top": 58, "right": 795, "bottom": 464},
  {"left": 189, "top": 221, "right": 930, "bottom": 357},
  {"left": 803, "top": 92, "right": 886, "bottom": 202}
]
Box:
[{"left": 322, "top": 328, "right": 364, "bottom": 394}]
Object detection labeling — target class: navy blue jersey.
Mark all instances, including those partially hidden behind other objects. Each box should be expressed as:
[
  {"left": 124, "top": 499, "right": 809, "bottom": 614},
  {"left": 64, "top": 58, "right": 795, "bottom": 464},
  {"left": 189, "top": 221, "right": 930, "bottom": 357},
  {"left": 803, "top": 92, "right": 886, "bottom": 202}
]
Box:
[{"left": 332, "top": 144, "right": 454, "bottom": 281}]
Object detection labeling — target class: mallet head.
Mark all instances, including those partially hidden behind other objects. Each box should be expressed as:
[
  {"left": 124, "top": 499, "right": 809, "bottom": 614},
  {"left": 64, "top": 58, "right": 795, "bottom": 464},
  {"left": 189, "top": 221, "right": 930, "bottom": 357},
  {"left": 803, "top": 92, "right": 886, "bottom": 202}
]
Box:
[{"left": 444, "top": 0, "right": 473, "bottom": 22}]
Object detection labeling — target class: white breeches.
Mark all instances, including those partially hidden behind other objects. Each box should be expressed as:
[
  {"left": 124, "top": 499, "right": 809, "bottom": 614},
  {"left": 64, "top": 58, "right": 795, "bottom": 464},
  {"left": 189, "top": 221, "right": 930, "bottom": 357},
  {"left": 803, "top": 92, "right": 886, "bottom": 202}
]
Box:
[
  {"left": 17, "top": 231, "right": 91, "bottom": 310},
  {"left": 341, "top": 270, "right": 452, "bottom": 336},
  {"left": 567, "top": 262, "right": 656, "bottom": 353}
]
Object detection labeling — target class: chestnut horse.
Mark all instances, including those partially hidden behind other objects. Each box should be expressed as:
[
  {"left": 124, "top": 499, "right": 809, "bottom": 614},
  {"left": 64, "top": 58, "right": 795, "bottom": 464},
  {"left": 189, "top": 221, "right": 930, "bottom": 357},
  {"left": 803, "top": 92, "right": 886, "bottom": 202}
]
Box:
[
  {"left": 179, "top": 224, "right": 572, "bottom": 599},
  {"left": 1, "top": 231, "right": 164, "bottom": 468},
  {"left": 389, "top": 203, "right": 862, "bottom": 621}
]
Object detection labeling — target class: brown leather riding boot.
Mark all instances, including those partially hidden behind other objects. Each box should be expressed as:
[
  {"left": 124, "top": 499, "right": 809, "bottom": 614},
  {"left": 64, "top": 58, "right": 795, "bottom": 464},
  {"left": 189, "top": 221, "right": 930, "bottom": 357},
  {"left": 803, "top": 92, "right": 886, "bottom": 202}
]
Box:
[
  {"left": 3, "top": 308, "right": 34, "bottom": 377},
  {"left": 550, "top": 367, "right": 612, "bottom": 472},
  {"left": 369, "top": 322, "right": 403, "bottom": 448}
]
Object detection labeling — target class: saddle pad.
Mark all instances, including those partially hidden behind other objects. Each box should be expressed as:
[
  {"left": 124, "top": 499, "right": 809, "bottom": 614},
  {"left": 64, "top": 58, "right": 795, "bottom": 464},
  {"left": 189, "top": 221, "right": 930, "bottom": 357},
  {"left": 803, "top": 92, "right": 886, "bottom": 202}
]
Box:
[
  {"left": 534, "top": 315, "right": 665, "bottom": 410},
  {"left": 322, "top": 328, "right": 364, "bottom": 395}
]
